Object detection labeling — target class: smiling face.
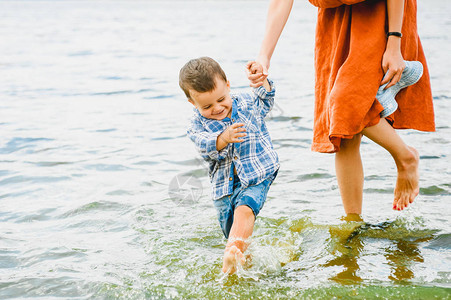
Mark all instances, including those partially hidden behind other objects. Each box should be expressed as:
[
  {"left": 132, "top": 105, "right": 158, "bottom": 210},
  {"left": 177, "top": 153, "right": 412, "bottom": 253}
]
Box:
[{"left": 188, "top": 76, "right": 232, "bottom": 120}]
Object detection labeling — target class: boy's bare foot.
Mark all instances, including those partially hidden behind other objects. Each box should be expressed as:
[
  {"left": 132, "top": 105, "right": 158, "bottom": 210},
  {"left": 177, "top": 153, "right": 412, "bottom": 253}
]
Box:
[
  {"left": 393, "top": 146, "right": 419, "bottom": 211},
  {"left": 222, "top": 245, "right": 245, "bottom": 274}
]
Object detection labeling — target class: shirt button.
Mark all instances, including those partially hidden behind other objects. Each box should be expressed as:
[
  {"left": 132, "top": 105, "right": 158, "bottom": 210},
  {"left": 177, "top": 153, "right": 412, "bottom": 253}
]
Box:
[
  {"left": 234, "top": 156, "right": 237, "bottom": 160},
  {"left": 229, "top": 177, "right": 233, "bottom": 181},
  {"left": 232, "top": 119, "right": 235, "bottom": 122}
]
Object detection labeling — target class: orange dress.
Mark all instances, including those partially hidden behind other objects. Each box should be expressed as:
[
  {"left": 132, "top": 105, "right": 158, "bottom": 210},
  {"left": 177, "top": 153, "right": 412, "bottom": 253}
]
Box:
[{"left": 308, "top": 0, "right": 435, "bottom": 153}]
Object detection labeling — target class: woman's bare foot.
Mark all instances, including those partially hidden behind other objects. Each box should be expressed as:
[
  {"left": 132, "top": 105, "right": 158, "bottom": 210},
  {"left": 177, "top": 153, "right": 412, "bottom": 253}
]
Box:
[
  {"left": 222, "top": 245, "right": 245, "bottom": 274},
  {"left": 393, "top": 146, "right": 419, "bottom": 210}
]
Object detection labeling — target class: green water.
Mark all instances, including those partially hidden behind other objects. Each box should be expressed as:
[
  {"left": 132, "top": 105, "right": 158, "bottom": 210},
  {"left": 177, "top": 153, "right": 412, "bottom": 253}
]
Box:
[
  {"left": 111, "top": 208, "right": 450, "bottom": 299},
  {"left": 99, "top": 216, "right": 450, "bottom": 299}
]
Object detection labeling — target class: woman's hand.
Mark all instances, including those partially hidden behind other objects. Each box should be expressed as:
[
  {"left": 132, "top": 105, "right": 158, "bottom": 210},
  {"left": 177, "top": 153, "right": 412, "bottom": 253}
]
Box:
[
  {"left": 381, "top": 37, "right": 405, "bottom": 89},
  {"left": 246, "top": 59, "right": 268, "bottom": 88}
]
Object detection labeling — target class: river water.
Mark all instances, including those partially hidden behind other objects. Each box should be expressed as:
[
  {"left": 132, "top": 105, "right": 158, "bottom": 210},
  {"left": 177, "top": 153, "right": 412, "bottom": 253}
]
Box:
[{"left": 1, "top": 0, "right": 450, "bottom": 299}]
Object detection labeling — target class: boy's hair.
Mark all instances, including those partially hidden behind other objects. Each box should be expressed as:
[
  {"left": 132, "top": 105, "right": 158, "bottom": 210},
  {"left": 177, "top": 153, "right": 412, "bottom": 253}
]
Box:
[{"left": 179, "top": 57, "right": 228, "bottom": 99}]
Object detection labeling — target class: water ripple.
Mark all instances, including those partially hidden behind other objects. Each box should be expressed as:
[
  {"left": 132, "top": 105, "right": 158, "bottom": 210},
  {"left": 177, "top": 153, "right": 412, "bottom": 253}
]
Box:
[
  {"left": 0, "top": 137, "right": 54, "bottom": 154},
  {"left": 60, "top": 201, "right": 130, "bottom": 218},
  {"left": 0, "top": 175, "right": 71, "bottom": 185},
  {"left": 420, "top": 185, "right": 450, "bottom": 195},
  {"left": 425, "top": 233, "right": 451, "bottom": 250}
]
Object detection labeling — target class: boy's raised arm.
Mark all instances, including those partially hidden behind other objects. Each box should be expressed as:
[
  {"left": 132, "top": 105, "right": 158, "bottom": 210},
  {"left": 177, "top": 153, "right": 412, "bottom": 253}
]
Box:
[{"left": 246, "top": 62, "right": 276, "bottom": 118}]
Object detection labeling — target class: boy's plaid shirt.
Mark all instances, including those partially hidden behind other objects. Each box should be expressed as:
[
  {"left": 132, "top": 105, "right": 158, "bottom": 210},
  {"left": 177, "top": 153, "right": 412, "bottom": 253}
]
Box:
[{"left": 187, "top": 80, "right": 279, "bottom": 200}]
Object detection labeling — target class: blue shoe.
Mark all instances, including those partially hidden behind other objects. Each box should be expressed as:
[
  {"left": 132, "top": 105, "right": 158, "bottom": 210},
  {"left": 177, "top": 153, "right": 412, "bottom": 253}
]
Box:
[{"left": 377, "top": 61, "right": 423, "bottom": 118}]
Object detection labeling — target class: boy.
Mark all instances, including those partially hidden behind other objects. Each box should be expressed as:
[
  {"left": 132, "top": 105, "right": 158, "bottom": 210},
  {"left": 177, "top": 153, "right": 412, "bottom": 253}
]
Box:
[{"left": 179, "top": 57, "right": 279, "bottom": 274}]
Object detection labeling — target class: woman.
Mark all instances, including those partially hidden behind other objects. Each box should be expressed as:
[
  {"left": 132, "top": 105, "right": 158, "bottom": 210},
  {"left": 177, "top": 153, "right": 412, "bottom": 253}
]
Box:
[{"left": 248, "top": 0, "right": 435, "bottom": 214}]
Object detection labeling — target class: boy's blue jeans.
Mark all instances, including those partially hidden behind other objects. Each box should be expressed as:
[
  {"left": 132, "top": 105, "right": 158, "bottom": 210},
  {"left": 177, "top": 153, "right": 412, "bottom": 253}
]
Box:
[{"left": 213, "top": 174, "right": 274, "bottom": 239}]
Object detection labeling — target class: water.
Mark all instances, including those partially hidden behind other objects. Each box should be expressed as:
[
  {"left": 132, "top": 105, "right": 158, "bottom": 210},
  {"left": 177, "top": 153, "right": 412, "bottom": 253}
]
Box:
[{"left": 1, "top": 0, "right": 450, "bottom": 299}]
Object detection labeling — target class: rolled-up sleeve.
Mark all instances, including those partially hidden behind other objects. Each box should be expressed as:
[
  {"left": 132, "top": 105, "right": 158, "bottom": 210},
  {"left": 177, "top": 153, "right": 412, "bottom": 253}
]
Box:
[
  {"left": 253, "top": 79, "right": 276, "bottom": 118},
  {"left": 308, "top": 0, "right": 366, "bottom": 8},
  {"left": 187, "top": 119, "right": 229, "bottom": 161}
]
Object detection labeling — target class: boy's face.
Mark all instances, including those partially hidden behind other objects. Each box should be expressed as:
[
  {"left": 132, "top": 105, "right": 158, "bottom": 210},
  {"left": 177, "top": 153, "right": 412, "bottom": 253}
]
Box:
[{"left": 188, "top": 77, "right": 232, "bottom": 120}]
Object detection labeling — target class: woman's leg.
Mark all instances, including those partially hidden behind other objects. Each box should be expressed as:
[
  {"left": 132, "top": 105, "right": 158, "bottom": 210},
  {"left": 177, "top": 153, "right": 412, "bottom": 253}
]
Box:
[
  {"left": 362, "top": 118, "right": 419, "bottom": 210},
  {"left": 335, "top": 133, "right": 364, "bottom": 214}
]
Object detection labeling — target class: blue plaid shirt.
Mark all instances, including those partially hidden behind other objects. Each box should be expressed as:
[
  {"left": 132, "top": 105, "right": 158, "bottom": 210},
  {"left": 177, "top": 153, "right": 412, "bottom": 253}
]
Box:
[{"left": 187, "top": 80, "right": 279, "bottom": 200}]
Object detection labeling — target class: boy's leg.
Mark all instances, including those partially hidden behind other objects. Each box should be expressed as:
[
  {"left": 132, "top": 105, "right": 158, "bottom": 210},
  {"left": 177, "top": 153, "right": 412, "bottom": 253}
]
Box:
[
  {"left": 228, "top": 205, "right": 255, "bottom": 247},
  {"left": 222, "top": 205, "right": 255, "bottom": 273},
  {"left": 222, "top": 177, "right": 271, "bottom": 274},
  {"left": 362, "top": 118, "right": 419, "bottom": 210},
  {"left": 335, "top": 134, "right": 364, "bottom": 214},
  {"left": 213, "top": 197, "right": 234, "bottom": 238}
]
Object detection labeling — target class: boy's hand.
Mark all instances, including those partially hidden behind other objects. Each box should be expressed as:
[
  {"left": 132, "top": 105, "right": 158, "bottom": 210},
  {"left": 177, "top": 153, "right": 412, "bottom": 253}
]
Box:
[
  {"left": 220, "top": 123, "right": 247, "bottom": 144},
  {"left": 217, "top": 123, "right": 247, "bottom": 151},
  {"left": 246, "top": 61, "right": 268, "bottom": 88}
]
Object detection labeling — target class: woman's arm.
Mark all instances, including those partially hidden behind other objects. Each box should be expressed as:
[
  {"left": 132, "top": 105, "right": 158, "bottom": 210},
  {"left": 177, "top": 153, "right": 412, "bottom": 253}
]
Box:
[
  {"left": 381, "top": 0, "right": 405, "bottom": 88},
  {"left": 248, "top": 0, "right": 294, "bottom": 87},
  {"left": 257, "top": 0, "right": 294, "bottom": 70}
]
